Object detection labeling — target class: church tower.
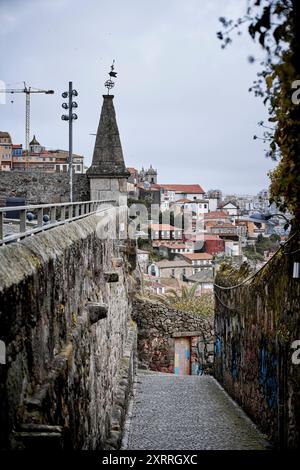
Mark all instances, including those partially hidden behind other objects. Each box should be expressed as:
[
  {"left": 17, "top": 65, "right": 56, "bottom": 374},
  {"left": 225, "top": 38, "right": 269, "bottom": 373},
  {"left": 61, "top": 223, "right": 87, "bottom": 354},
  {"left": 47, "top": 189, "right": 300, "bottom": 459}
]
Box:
[{"left": 87, "top": 63, "right": 129, "bottom": 202}]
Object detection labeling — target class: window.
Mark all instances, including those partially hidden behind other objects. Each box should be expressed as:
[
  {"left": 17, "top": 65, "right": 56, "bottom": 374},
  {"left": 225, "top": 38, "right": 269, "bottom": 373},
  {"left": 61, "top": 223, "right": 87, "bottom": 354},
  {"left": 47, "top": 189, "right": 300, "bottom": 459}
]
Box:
[
  {"left": 150, "top": 265, "right": 156, "bottom": 276},
  {"left": 76, "top": 164, "right": 81, "bottom": 171}
]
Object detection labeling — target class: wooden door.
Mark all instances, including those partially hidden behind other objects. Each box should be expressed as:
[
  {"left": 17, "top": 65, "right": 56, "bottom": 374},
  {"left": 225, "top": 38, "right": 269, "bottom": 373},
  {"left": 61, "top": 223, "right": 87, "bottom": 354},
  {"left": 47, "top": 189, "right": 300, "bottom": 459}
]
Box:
[{"left": 174, "top": 337, "right": 190, "bottom": 375}]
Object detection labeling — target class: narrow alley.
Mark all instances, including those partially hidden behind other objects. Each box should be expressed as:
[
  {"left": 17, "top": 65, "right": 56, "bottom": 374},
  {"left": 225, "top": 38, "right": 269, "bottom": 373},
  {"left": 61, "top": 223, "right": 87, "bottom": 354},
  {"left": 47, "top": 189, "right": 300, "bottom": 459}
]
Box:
[{"left": 123, "top": 371, "right": 269, "bottom": 450}]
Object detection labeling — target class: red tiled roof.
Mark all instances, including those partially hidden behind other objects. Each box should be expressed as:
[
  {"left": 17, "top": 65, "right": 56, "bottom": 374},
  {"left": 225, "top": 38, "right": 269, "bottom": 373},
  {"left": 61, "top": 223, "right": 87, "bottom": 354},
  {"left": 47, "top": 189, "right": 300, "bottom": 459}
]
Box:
[
  {"left": 204, "top": 211, "right": 229, "bottom": 219},
  {"left": 150, "top": 224, "right": 182, "bottom": 231},
  {"left": 181, "top": 253, "right": 213, "bottom": 260},
  {"left": 175, "top": 198, "right": 193, "bottom": 203},
  {"left": 153, "top": 184, "right": 205, "bottom": 194},
  {"left": 204, "top": 235, "right": 221, "bottom": 240},
  {"left": 127, "top": 167, "right": 138, "bottom": 174}
]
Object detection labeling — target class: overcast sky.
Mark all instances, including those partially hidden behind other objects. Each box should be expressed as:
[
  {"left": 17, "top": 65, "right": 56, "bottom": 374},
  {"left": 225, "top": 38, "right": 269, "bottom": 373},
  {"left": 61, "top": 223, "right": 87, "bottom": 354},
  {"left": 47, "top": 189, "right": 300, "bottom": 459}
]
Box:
[{"left": 0, "top": 0, "right": 277, "bottom": 195}]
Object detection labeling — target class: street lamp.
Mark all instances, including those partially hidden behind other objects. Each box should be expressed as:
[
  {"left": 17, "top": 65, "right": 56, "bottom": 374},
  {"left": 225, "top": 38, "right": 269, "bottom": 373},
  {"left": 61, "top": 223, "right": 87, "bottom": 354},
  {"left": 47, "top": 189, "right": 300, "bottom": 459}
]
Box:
[{"left": 61, "top": 82, "right": 78, "bottom": 202}]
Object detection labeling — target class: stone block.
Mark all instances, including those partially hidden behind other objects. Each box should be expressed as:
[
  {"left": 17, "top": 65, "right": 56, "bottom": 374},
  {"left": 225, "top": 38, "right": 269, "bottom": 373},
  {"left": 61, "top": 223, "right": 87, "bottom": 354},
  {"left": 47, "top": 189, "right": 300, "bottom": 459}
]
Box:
[
  {"left": 87, "top": 302, "right": 108, "bottom": 324},
  {"left": 104, "top": 272, "right": 119, "bottom": 283},
  {"left": 110, "top": 179, "right": 120, "bottom": 190}
]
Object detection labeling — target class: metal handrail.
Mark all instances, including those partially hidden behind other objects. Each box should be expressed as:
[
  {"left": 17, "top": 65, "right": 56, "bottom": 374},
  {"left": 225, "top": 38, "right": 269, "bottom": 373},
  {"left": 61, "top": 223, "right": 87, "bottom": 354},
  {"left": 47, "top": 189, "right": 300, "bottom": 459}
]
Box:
[{"left": 0, "top": 200, "right": 116, "bottom": 245}]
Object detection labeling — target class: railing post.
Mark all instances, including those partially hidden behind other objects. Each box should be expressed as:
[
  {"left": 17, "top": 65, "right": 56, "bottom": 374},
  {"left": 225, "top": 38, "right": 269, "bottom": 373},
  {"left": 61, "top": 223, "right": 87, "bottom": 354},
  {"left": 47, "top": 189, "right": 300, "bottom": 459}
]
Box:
[
  {"left": 75, "top": 204, "right": 79, "bottom": 217},
  {"left": 0, "top": 212, "right": 3, "bottom": 240},
  {"left": 69, "top": 205, "right": 73, "bottom": 220},
  {"left": 50, "top": 207, "right": 56, "bottom": 224},
  {"left": 81, "top": 203, "right": 85, "bottom": 215},
  {"left": 37, "top": 208, "right": 43, "bottom": 227},
  {"left": 20, "top": 209, "right": 26, "bottom": 233},
  {"left": 61, "top": 206, "right": 66, "bottom": 222}
]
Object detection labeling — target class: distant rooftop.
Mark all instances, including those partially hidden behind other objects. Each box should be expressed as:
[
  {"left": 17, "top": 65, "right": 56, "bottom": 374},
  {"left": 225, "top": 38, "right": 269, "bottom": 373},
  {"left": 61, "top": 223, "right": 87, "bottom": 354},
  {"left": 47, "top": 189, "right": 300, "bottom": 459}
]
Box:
[
  {"left": 155, "top": 259, "right": 191, "bottom": 268},
  {"left": 150, "top": 224, "right": 182, "bottom": 231},
  {"left": 153, "top": 184, "right": 205, "bottom": 194},
  {"left": 181, "top": 253, "right": 213, "bottom": 260}
]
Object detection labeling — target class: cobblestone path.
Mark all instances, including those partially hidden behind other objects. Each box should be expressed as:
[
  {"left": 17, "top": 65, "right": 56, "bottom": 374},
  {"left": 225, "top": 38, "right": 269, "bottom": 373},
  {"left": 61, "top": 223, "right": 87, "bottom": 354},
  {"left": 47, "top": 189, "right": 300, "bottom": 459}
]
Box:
[{"left": 123, "top": 371, "right": 269, "bottom": 450}]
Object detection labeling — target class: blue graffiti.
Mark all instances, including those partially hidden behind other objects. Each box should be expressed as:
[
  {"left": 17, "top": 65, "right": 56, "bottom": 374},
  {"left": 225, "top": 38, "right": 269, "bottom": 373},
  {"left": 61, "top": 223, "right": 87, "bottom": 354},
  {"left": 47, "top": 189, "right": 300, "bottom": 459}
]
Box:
[
  {"left": 214, "top": 336, "right": 221, "bottom": 356},
  {"left": 191, "top": 362, "right": 200, "bottom": 375},
  {"left": 231, "top": 340, "right": 238, "bottom": 380},
  {"left": 259, "top": 340, "right": 278, "bottom": 409}
]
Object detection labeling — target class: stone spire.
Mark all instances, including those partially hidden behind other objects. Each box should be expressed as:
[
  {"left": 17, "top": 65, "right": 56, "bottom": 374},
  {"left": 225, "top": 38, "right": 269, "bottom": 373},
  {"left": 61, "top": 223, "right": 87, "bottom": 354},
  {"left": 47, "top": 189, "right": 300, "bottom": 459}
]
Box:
[{"left": 87, "top": 95, "right": 129, "bottom": 178}]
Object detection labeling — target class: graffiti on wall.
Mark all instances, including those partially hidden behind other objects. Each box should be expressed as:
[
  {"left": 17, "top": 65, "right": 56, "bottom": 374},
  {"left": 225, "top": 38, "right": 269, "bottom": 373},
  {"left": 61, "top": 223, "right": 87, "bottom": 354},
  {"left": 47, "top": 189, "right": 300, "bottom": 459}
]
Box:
[{"left": 258, "top": 338, "right": 278, "bottom": 410}]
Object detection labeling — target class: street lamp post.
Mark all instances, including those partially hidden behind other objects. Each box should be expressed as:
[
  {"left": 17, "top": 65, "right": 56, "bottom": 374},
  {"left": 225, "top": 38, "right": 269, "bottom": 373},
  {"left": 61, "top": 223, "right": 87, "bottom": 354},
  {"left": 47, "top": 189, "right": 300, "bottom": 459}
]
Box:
[{"left": 61, "top": 82, "right": 78, "bottom": 202}]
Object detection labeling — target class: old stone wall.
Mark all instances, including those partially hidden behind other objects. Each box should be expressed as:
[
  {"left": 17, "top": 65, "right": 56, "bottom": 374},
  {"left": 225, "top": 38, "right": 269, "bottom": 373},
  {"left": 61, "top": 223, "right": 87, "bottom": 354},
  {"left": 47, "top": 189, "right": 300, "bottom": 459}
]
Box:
[
  {"left": 214, "top": 234, "right": 300, "bottom": 449},
  {"left": 0, "top": 214, "right": 136, "bottom": 449},
  {"left": 0, "top": 172, "right": 90, "bottom": 206},
  {"left": 132, "top": 297, "right": 214, "bottom": 374}
]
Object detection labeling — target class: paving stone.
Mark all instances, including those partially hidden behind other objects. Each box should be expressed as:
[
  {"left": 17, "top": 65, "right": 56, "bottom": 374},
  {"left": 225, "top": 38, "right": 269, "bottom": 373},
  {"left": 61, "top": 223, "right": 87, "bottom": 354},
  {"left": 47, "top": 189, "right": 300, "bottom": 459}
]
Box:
[{"left": 125, "top": 371, "right": 269, "bottom": 450}]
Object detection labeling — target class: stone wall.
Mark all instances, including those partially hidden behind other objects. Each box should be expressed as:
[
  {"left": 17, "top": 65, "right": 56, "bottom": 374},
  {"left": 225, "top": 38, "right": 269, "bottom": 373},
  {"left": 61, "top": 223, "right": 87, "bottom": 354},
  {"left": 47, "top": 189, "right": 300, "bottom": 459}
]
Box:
[
  {"left": 0, "top": 172, "right": 90, "bottom": 206},
  {"left": 132, "top": 297, "right": 214, "bottom": 374},
  {"left": 0, "top": 214, "right": 136, "bottom": 449},
  {"left": 214, "top": 234, "right": 300, "bottom": 449}
]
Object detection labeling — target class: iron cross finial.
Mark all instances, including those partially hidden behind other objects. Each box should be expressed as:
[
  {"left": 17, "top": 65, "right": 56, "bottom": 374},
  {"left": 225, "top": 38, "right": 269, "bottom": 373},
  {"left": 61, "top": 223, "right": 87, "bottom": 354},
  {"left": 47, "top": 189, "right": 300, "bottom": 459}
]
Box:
[{"left": 104, "top": 60, "right": 117, "bottom": 94}]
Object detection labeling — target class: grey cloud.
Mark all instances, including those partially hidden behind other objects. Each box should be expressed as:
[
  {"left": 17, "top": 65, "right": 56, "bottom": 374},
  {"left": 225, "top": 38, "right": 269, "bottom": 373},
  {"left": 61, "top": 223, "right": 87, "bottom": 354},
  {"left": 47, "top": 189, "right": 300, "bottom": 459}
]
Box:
[{"left": 0, "top": 0, "right": 276, "bottom": 194}]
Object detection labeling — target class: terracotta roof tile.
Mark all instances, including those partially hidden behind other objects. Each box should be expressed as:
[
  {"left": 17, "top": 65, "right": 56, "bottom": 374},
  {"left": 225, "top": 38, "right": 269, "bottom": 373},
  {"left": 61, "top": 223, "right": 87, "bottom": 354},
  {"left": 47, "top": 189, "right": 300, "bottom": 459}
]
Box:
[
  {"left": 152, "top": 184, "right": 205, "bottom": 193},
  {"left": 181, "top": 253, "right": 213, "bottom": 260}
]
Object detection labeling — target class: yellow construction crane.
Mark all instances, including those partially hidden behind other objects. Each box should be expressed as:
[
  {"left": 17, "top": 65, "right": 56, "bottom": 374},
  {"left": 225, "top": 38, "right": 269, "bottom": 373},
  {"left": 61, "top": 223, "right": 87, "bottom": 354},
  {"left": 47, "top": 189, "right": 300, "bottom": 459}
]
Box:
[{"left": 0, "top": 82, "right": 54, "bottom": 151}]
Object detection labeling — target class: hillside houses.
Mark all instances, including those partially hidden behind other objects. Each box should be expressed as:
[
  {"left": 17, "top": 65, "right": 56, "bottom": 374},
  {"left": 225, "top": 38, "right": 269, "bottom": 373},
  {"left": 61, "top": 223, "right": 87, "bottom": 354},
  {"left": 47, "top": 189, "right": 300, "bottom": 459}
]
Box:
[{"left": 127, "top": 168, "right": 286, "bottom": 296}]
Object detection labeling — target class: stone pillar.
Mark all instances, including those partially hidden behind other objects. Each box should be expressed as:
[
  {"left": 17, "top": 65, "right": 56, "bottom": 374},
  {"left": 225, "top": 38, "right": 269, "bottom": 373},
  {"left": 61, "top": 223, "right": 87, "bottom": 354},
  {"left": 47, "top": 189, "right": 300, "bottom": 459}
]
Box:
[{"left": 87, "top": 94, "right": 129, "bottom": 205}]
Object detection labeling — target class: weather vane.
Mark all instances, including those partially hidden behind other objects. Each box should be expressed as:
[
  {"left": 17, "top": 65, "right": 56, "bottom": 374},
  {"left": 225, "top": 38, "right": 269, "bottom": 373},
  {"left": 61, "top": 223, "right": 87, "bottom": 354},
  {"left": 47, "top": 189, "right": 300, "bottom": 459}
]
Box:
[{"left": 104, "top": 60, "right": 117, "bottom": 95}]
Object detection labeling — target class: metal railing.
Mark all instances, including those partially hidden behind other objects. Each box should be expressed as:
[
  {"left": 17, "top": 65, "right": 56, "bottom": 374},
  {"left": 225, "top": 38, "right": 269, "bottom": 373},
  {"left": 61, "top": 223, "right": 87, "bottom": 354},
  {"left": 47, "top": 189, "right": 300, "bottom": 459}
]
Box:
[{"left": 0, "top": 200, "right": 116, "bottom": 245}]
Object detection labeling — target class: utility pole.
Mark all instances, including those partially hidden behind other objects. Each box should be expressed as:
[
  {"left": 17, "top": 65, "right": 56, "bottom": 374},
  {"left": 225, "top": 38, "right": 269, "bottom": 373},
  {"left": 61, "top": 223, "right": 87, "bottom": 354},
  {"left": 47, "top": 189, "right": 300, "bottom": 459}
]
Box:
[
  {"left": 68, "top": 81, "right": 73, "bottom": 203},
  {"left": 61, "top": 82, "right": 78, "bottom": 202}
]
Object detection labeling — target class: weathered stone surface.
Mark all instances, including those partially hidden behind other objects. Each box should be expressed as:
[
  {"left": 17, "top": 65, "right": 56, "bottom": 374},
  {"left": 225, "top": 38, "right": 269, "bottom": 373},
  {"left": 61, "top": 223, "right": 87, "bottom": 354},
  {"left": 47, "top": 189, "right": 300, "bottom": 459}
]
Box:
[
  {"left": 104, "top": 272, "right": 119, "bottom": 283},
  {"left": 0, "top": 214, "right": 136, "bottom": 449},
  {"left": 87, "top": 302, "right": 108, "bottom": 323},
  {"left": 132, "top": 297, "right": 214, "bottom": 374},
  {"left": 112, "top": 257, "right": 123, "bottom": 268},
  {"left": 214, "top": 239, "right": 300, "bottom": 449},
  {"left": 87, "top": 95, "right": 129, "bottom": 179},
  {"left": 105, "top": 324, "right": 137, "bottom": 449},
  {"left": 0, "top": 172, "right": 90, "bottom": 206}
]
